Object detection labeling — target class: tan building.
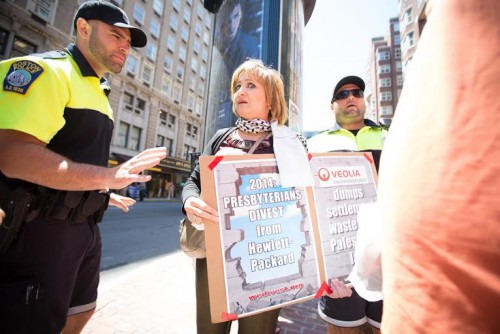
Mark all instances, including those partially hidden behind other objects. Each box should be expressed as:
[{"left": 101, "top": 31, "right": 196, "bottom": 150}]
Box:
[
  {"left": 365, "top": 0, "right": 431, "bottom": 126},
  {"left": 365, "top": 17, "right": 403, "bottom": 126},
  {"left": 0, "top": 0, "right": 215, "bottom": 198},
  {"left": 398, "top": 0, "right": 431, "bottom": 76}
]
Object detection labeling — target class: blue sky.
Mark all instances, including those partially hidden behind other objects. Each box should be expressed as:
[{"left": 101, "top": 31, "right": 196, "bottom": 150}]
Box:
[{"left": 302, "top": 0, "right": 399, "bottom": 131}]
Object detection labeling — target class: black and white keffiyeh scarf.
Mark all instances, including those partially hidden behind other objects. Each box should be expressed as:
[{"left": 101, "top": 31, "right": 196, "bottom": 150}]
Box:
[
  {"left": 235, "top": 118, "right": 271, "bottom": 133},
  {"left": 235, "top": 117, "right": 307, "bottom": 150}
]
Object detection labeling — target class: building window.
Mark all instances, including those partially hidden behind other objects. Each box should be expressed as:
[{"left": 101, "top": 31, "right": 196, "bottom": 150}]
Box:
[
  {"left": 381, "top": 106, "right": 393, "bottom": 115},
  {"left": 186, "top": 0, "right": 193, "bottom": 6},
  {"left": 27, "top": 0, "right": 56, "bottom": 22},
  {"left": 135, "top": 98, "right": 146, "bottom": 115},
  {"left": 133, "top": 3, "right": 145, "bottom": 26},
  {"left": 164, "top": 54, "right": 173, "bottom": 73},
  {"left": 157, "top": 136, "right": 174, "bottom": 156},
  {"left": 195, "top": 99, "right": 202, "bottom": 115},
  {"left": 380, "top": 78, "right": 391, "bottom": 87},
  {"left": 181, "top": 26, "right": 189, "bottom": 43},
  {"left": 11, "top": 36, "right": 37, "bottom": 58},
  {"left": 157, "top": 134, "right": 165, "bottom": 147},
  {"left": 172, "top": 0, "right": 180, "bottom": 12},
  {"left": 183, "top": 7, "right": 191, "bottom": 23},
  {"left": 396, "top": 61, "right": 403, "bottom": 72},
  {"left": 153, "top": 0, "right": 164, "bottom": 16},
  {"left": 165, "top": 138, "right": 174, "bottom": 156},
  {"left": 123, "top": 93, "right": 146, "bottom": 115},
  {"left": 397, "top": 74, "right": 404, "bottom": 86},
  {"left": 195, "top": 23, "right": 202, "bottom": 36},
  {"left": 393, "top": 22, "right": 400, "bottom": 32},
  {"left": 380, "top": 92, "right": 393, "bottom": 101},
  {"left": 402, "top": 31, "right": 415, "bottom": 54},
  {"left": 404, "top": 8, "right": 413, "bottom": 24},
  {"left": 197, "top": 82, "right": 205, "bottom": 97},
  {"left": 394, "top": 34, "right": 401, "bottom": 45},
  {"left": 159, "top": 110, "right": 168, "bottom": 126},
  {"left": 203, "top": 31, "right": 209, "bottom": 45},
  {"left": 200, "top": 65, "right": 206, "bottom": 80},
  {"left": 146, "top": 43, "right": 157, "bottom": 61},
  {"left": 204, "top": 16, "right": 211, "bottom": 29},
  {"left": 167, "top": 34, "right": 176, "bottom": 53},
  {"left": 183, "top": 143, "right": 197, "bottom": 159},
  {"left": 123, "top": 92, "right": 134, "bottom": 112},
  {"left": 193, "top": 39, "right": 200, "bottom": 54},
  {"left": 196, "top": 5, "right": 204, "bottom": 19},
  {"left": 377, "top": 50, "right": 390, "bottom": 61},
  {"left": 187, "top": 93, "right": 195, "bottom": 111},
  {"left": 189, "top": 77, "right": 196, "bottom": 91},
  {"left": 407, "top": 31, "right": 415, "bottom": 46},
  {"left": 191, "top": 58, "right": 198, "bottom": 73},
  {"left": 161, "top": 75, "right": 173, "bottom": 96},
  {"left": 173, "top": 83, "right": 182, "bottom": 103},
  {"left": 379, "top": 64, "right": 391, "bottom": 74},
  {"left": 130, "top": 126, "right": 141, "bottom": 150},
  {"left": 150, "top": 19, "right": 160, "bottom": 39},
  {"left": 201, "top": 48, "right": 208, "bottom": 62},
  {"left": 117, "top": 122, "right": 130, "bottom": 148},
  {"left": 183, "top": 144, "right": 195, "bottom": 160},
  {"left": 168, "top": 114, "right": 176, "bottom": 128},
  {"left": 179, "top": 45, "right": 187, "bottom": 62},
  {"left": 142, "top": 63, "right": 154, "bottom": 85},
  {"left": 170, "top": 13, "right": 178, "bottom": 31},
  {"left": 176, "top": 65, "right": 184, "bottom": 82},
  {"left": 395, "top": 48, "right": 401, "bottom": 59},
  {"left": 126, "top": 53, "right": 139, "bottom": 75}
]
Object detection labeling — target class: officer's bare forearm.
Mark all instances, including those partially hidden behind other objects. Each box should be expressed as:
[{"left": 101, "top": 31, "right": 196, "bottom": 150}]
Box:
[
  {"left": 0, "top": 138, "right": 111, "bottom": 191},
  {"left": 0, "top": 130, "right": 165, "bottom": 191}
]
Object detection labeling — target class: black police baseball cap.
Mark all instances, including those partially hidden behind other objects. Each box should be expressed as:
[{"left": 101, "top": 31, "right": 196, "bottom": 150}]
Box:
[
  {"left": 332, "top": 75, "right": 366, "bottom": 99},
  {"left": 74, "top": 1, "right": 147, "bottom": 48}
]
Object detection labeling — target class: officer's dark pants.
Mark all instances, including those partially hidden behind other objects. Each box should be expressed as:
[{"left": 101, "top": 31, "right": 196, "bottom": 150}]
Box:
[{"left": 0, "top": 216, "right": 101, "bottom": 333}]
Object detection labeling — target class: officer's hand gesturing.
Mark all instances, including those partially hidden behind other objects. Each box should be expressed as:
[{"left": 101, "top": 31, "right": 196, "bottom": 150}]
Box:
[
  {"left": 108, "top": 147, "right": 167, "bottom": 190},
  {"left": 109, "top": 193, "right": 136, "bottom": 212}
]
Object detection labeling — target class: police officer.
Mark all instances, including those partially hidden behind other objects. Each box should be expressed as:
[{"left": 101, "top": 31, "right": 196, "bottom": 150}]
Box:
[
  {"left": 0, "top": 1, "right": 166, "bottom": 333},
  {"left": 308, "top": 76, "right": 386, "bottom": 334}
]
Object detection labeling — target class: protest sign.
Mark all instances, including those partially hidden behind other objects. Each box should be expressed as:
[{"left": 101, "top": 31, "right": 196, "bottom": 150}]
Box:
[
  {"left": 199, "top": 152, "right": 377, "bottom": 323},
  {"left": 308, "top": 153, "right": 378, "bottom": 283}
]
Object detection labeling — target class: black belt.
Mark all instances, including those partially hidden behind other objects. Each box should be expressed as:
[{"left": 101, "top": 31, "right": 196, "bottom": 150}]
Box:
[{"left": 42, "top": 189, "right": 110, "bottom": 224}]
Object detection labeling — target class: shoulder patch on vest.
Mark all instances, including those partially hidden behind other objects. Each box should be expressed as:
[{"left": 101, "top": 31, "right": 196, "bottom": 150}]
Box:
[{"left": 3, "top": 60, "right": 44, "bottom": 95}]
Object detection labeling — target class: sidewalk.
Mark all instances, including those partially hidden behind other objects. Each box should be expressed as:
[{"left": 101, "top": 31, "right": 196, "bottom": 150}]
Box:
[{"left": 83, "top": 251, "right": 328, "bottom": 334}]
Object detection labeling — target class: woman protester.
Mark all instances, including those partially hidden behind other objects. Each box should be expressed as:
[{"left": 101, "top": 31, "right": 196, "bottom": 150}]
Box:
[{"left": 182, "top": 59, "right": 311, "bottom": 334}]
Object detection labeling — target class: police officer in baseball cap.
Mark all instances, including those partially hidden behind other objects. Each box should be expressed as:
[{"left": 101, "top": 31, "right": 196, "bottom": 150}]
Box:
[{"left": 74, "top": 0, "right": 147, "bottom": 48}]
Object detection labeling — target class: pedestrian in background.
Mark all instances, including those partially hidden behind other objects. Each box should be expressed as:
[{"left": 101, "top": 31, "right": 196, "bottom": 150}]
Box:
[
  {"left": 167, "top": 182, "right": 176, "bottom": 200},
  {"left": 0, "top": 1, "right": 166, "bottom": 333},
  {"left": 378, "top": 0, "right": 500, "bottom": 332},
  {"left": 308, "top": 75, "right": 386, "bottom": 334},
  {"left": 182, "top": 58, "right": 309, "bottom": 334}
]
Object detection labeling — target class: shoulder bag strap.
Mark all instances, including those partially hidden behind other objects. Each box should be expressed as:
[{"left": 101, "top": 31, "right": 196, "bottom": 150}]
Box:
[{"left": 248, "top": 132, "right": 271, "bottom": 154}]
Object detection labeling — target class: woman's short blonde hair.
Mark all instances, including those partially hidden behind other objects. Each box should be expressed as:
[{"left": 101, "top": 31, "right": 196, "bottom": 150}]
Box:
[{"left": 230, "top": 59, "right": 288, "bottom": 125}]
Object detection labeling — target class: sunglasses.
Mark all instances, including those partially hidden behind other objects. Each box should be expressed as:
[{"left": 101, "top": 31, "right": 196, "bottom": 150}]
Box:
[{"left": 331, "top": 89, "right": 364, "bottom": 103}]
